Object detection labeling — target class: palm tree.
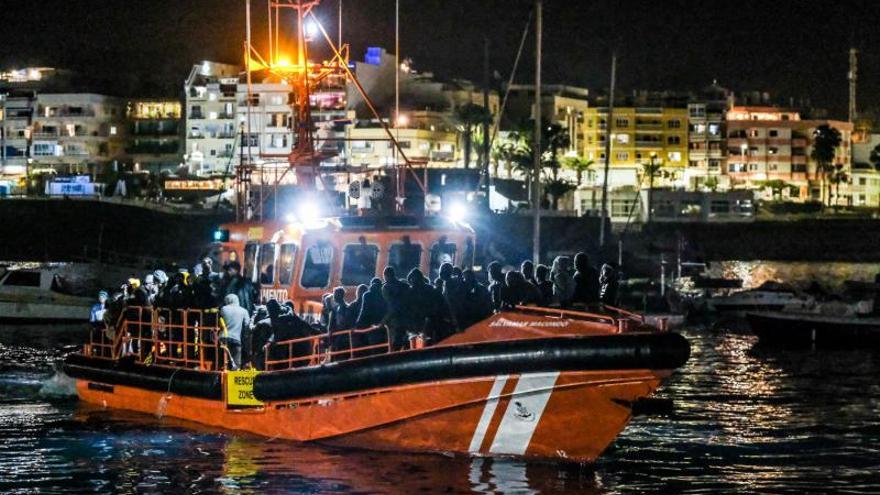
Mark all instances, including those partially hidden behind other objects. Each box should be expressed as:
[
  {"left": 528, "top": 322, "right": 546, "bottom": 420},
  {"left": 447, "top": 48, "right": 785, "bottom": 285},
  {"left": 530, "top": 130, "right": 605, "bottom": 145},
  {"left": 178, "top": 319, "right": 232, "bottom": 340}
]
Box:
[
  {"left": 811, "top": 124, "right": 842, "bottom": 206},
  {"left": 543, "top": 175, "right": 576, "bottom": 210},
  {"left": 543, "top": 123, "right": 571, "bottom": 181},
  {"left": 455, "top": 103, "right": 492, "bottom": 170},
  {"left": 869, "top": 143, "right": 880, "bottom": 171},
  {"left": 562, "top": 156, "right": 595, "bottom": 186},
  {"left": 641, "top": 153, "right": 663, "bottom": 224},
  {"left": 704, "top": 176, "right": 719, "bottom": 192},
  {"left": 828, "top": 163, "right": 849, "bottom": 209}
]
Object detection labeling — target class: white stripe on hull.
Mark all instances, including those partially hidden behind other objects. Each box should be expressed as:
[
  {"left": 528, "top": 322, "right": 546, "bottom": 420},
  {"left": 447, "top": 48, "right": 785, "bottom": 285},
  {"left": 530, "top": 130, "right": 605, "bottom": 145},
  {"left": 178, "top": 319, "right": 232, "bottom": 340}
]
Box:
[
  {"left": 489, "top": 372, "right": 559, "bottom": 456},
  {"left": 468, "top": 374, "right": 509, "bottom": 453}
]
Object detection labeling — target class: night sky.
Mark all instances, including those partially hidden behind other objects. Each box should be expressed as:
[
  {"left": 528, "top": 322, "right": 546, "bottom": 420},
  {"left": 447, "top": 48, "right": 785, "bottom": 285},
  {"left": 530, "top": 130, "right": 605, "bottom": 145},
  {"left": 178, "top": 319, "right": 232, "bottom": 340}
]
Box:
[{"left": 1, "top": 0, "right": 879, "bottom": 118}]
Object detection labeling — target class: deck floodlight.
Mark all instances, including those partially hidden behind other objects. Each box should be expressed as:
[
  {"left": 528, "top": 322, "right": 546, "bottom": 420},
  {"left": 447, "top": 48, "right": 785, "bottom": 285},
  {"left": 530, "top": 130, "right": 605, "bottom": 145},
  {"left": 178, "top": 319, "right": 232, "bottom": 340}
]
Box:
[{"left": 448, "top": 202, "right": 468, "bottom": 223}]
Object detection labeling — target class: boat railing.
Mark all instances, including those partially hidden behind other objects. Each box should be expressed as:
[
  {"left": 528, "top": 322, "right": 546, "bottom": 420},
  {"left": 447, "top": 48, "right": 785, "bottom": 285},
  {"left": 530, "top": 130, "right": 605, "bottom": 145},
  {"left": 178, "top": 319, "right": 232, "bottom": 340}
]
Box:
[
  {"left": 85, "top": 306, "right": 228, "bottom": 371},
  {"left": 264, "top": 325, "right": 392, "bottom": 372}
]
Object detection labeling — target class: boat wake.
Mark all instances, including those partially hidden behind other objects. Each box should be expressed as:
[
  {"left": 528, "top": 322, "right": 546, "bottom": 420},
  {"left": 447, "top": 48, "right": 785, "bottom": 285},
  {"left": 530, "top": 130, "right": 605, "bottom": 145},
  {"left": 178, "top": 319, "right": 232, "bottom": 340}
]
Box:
[{"left": 39, "top": 370, "right": 78, "bottom": 398}]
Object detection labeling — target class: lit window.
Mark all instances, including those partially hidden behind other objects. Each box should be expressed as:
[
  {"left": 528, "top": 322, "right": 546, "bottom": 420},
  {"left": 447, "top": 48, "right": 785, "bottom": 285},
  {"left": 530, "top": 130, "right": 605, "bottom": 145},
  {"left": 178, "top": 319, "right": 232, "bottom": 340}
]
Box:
[
  {"left": 429, "top": 238, "right": 457, "bottom": 281},
  {"left": 389, "top": 239, "right": 422, "bottom": 276},
  {"left": 258, "top": 243, "right": 278, "bottom": 284},
  {"left": 616, "top": 134, "right": 629, "bottom": 144},
  {"left": 301, "top": 242, "right": 333, "bottom": 288},
  {"left": 278, "top": 244, "right": 298, "bottom": 285},
  {"left": 109, "top": 126, "right": 117, "bottom": 136},
  {"left": 244, "top": 243, "right": 259, "bottom": 283},
  {"left": 668, "top": 152, "right": 682, "bottom": 162},
  {"left": 341, "top": 241, "right": 379, "bottom": 286}
]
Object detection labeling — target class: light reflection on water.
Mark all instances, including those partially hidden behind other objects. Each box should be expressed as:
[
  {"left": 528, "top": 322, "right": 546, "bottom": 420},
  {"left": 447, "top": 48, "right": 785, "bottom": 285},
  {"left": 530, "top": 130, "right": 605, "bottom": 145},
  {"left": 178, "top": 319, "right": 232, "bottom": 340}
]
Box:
[{"left": 0, "top": 324, "right": 879, "bottom": 494}]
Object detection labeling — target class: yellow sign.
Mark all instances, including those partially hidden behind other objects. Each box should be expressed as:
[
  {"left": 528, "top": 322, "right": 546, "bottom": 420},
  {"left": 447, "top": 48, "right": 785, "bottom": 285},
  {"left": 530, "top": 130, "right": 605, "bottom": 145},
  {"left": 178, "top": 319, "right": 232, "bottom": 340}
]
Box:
[
  {"left": 164, "top": 179, "right": 224, "bottom": 191},
  {"left": 226, "top": 369, "right": 263, "bottom": 406},
  {"left": 246, "top": 227, "right": 264, "bottom": 241}
]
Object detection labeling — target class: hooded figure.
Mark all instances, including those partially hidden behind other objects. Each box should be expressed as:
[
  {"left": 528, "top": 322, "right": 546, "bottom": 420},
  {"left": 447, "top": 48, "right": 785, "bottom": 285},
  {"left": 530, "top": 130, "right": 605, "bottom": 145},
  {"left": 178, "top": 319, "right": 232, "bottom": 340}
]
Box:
[
  {"left": 599, "top": 264, "right": 620, "bottom": 306},
  {"left": 264, "top": 299, "right": 319, "bottom": 368},
  {"left": 408, "top": 268, "right": 454, "bottom": 344},
  {"left": 487, "top": 261, "right": 506, "bottom": 311},
  {"left": 572, "top": 252, "right": 600, "bottom": 306},
  {"left": 357, "top": 277, "right": 387, "bottom": 330},
  {"left": 220, "top": 293, "right": 249, "bottom": 370},
  {"left": 458, "top": 269, "right": 493, "bottom": 330},
  {"left": 551, "top": 256, "right": 575, "bottom": 307}
]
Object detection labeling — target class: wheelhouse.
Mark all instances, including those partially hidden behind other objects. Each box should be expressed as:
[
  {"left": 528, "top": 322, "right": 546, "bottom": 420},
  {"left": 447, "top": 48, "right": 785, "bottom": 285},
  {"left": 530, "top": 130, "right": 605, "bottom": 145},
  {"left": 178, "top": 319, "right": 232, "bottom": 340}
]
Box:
[{"left": 214, "top": 216, "right": 476, "bottom": 314}]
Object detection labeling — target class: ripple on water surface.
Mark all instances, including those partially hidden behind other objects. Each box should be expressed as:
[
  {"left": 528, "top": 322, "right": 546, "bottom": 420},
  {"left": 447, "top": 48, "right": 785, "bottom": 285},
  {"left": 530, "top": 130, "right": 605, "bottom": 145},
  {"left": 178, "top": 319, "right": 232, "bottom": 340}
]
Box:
[{"left": 0, "top": 324, "right": 879, "bottom": 493}]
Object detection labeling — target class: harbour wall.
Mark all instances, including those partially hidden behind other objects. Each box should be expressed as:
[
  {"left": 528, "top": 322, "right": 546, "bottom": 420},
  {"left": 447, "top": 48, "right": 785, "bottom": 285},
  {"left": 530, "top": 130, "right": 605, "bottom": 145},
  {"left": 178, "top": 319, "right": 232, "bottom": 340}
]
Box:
[{"left": 0, "top": 199, "right": 229, "bottom": 264}]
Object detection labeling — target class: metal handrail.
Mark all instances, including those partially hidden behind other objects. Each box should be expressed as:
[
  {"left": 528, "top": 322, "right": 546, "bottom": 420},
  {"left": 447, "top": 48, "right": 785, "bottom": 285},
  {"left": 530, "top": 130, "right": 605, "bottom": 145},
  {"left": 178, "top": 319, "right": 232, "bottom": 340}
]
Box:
[
  {"left": 264, "top": 325, "right": 391, "bottom": 371},
  {"left": 86, "top": 306, "right": 226, "bottom": 371}
]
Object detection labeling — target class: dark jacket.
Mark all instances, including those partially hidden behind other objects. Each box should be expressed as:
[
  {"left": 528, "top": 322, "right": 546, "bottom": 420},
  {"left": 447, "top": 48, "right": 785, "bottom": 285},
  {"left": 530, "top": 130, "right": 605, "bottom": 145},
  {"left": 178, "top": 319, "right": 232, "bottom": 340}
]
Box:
[
  {"left": 224, "top": 275, "right": 257, "bottom": 314},
  {"left": 572, "top": 268, "right": 600, "bottom": 305},
  {"left": 357, "top": 284, "right": 387, "bottom": 328}
]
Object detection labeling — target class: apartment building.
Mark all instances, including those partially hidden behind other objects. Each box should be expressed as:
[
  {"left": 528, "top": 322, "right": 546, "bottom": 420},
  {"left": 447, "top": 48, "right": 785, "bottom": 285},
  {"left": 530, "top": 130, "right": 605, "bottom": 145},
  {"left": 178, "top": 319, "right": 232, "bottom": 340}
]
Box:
[
  {"left": 0, "top": 90, "right": 36, "bottom": 179},
  {"left": 726, "top": 106, "right": 852, "bottom": 201},
  {"left": 127, "top": 99, "right": 181, "bottom": 173},
  {"left": 184, "top": 61, "right": 241, "bottom": 175},
  {"left": 347, "top": 111, "right": 458, "bottom": 169},
  {"left": 29, "top": 93, "right": 127, "bottom": 175},
  {"left": 686, "top": 83, "right": 731, "bottom": 190},
  {"left": 581, "top": 106, "right": 689, "bottom": 188}
]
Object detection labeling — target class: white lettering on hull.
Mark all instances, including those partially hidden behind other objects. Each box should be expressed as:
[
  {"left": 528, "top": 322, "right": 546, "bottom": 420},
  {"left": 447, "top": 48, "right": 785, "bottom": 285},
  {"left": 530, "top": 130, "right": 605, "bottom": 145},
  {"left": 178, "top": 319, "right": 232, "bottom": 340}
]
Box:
[{"left": 260, "top": 288, "right": 289, "bottom": 302}]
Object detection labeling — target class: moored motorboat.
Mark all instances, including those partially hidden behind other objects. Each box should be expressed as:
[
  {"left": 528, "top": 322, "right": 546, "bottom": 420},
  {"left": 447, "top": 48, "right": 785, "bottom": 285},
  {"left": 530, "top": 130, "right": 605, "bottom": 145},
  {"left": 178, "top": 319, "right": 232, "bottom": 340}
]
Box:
[
  {"left": 747, "top": 310, "right": 880, "bottom": 348},
  {"left": 0, "top": 267, "right": 94, "bottom": 322},
  {"left": 706, "top": 281, "right": 812, "bottom": 316}
]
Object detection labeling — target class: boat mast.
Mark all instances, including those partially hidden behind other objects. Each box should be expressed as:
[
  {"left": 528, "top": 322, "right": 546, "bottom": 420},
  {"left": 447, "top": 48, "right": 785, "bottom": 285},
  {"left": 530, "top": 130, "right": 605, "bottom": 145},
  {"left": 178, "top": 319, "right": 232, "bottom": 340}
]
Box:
[
  {"left": 532, "top": 0, "right": 542, "bottom": 263},
  {"left": 599, "top": 52, "right": 616, "bottom": 247}
]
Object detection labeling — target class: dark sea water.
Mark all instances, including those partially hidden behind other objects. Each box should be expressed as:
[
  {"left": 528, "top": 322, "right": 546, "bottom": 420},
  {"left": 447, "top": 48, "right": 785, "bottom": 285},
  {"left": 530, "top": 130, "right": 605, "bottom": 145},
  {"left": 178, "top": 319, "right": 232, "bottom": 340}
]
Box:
[{"left": 1, "top": 323, "right": 879, "bottom": 494}]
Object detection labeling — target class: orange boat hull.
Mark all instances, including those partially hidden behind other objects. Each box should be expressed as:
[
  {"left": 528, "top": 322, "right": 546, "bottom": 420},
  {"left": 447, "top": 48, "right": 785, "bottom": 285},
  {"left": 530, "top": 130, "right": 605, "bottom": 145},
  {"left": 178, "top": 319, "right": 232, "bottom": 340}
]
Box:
[{"left": 75, "top": 368, "right": 667, "bottom": 463}]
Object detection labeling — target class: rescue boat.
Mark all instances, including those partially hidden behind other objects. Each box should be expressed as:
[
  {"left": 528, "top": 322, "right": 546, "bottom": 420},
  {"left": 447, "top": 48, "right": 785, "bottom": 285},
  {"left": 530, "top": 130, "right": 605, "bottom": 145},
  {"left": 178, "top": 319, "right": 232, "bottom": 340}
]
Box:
[{"left": 64, "top": 215, "right": 689, "bottom": 463}]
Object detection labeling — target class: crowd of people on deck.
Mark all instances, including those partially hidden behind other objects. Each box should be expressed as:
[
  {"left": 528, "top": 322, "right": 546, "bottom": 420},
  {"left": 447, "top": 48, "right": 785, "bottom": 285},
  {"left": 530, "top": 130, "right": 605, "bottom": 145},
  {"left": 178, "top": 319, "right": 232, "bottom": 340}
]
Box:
[{"left": 89, "top": 252, "right": 620, "bottom": 371}]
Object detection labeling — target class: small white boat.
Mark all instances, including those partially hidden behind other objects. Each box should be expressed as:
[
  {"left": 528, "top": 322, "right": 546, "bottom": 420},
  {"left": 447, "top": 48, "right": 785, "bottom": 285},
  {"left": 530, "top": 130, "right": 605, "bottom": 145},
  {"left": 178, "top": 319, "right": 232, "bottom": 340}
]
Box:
[
  {"left": 706, "top": 282, "right": 813, "bottom": 316},
  {"left": 0, "top": 268, "right": 94, "bottom": 322}
]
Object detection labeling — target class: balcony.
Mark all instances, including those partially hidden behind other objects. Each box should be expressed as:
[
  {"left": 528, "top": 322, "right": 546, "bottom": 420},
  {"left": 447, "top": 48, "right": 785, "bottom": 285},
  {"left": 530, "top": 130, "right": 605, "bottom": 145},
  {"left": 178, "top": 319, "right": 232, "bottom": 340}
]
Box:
[
  {"left": 39, "top": 107, "right": 96, "bottom": 118},
  {"left": 131, "top": 121, "right": 180, "bottom": 136},
  {"left": 430, "top": 151, "right": 455, "bottom": 162},
  {"left": 126, "top": 141, "right": 180, "bottom": 154}
]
